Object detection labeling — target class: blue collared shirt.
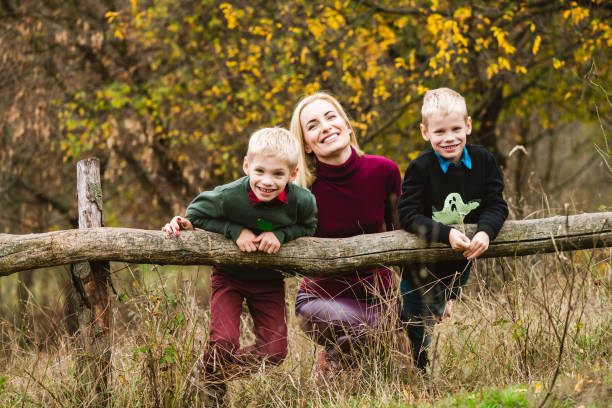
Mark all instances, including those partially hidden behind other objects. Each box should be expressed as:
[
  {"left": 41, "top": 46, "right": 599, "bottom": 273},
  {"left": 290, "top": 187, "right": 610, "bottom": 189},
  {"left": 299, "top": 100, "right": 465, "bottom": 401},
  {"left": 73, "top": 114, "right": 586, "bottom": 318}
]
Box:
[{"left": 434, "top": 147, "right": 472, "bottom": 174}]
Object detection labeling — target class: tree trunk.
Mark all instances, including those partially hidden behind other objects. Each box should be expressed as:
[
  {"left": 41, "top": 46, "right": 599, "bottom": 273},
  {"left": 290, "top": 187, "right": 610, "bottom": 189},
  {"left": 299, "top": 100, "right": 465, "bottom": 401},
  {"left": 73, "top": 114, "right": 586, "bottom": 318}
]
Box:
[
  {"left": 1, "top": 212, "right": 610, "bottom": 277},
  {"left": 65, "top": 158, "right": 111, "bottom": 407}
]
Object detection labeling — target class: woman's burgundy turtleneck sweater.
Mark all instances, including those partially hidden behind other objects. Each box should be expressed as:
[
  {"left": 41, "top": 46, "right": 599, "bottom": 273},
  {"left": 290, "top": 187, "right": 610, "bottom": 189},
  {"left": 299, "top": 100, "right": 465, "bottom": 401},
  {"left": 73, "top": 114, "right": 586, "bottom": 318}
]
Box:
[{"left": 300, "top": 147, "right": 402, "bottom": 298}]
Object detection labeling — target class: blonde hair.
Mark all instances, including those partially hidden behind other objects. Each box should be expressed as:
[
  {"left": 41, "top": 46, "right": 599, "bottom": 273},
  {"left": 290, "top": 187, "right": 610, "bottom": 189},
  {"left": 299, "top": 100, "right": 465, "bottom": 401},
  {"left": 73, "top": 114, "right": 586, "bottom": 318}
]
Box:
[
  {"left": 289, "top": 92, "right": 364, "bottom": 187},
  {"left": 247, "top": 127, "right": 300, "bottom": 170},
  {"left": 421, "top": 87, "right": 468, "bottom": 127}
]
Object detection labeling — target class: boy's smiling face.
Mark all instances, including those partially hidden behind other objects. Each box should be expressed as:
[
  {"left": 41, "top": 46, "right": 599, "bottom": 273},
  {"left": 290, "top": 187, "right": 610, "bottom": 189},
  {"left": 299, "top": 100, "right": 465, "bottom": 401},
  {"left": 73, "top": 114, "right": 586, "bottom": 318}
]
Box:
[
  {"left": 420, "top": 112, "right": 472, "bottom": 164},
  {"left": 243, "top": 153, "right": 297, "bottom": 202}
]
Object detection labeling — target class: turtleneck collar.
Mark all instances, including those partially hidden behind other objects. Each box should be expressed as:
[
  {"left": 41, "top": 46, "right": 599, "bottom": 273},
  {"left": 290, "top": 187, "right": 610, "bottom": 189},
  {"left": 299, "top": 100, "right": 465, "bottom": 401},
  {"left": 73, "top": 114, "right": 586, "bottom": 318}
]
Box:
[{"left": 315, "top": 147, "right": 361, "bottom": 181}]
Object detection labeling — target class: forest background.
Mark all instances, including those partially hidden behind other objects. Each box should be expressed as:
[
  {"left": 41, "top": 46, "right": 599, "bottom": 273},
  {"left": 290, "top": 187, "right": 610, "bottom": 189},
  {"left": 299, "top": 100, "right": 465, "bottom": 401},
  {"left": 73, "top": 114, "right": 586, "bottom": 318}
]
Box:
[{"left": 0, "top": 0, "right": 611, "bottom": 407}]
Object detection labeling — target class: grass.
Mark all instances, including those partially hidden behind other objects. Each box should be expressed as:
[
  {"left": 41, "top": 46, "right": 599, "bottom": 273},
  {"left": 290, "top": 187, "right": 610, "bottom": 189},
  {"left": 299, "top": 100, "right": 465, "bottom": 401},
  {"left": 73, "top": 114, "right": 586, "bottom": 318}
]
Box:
[{"left": 0, "top": 246, "right": 610, "bottom": 407}]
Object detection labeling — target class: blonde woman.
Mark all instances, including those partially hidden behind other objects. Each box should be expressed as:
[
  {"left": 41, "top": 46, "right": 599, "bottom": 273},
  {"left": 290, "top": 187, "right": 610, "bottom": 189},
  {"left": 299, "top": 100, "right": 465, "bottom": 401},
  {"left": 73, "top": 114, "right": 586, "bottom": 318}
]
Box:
[{"left": 290, "top": 92, "right": 402, "bottom": 375}]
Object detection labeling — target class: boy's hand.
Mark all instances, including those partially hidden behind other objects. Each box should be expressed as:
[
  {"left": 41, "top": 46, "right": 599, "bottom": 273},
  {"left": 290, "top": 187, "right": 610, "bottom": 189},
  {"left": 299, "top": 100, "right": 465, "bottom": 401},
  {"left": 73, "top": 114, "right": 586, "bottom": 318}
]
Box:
[
  {"left": 463, "top": 231, "right": 490, "bottom": 260},
  {"left": 254, "top": 231, "right": 281, "bottom": 254},
  {"left": 162, "top": 216, "right": 193, "bottom": 236},
  {"left": 236, "top": 228, "right": 259, "bottom": 252},
  {"left": 449, "top": 228, "right": 471, "bottom": 251}
]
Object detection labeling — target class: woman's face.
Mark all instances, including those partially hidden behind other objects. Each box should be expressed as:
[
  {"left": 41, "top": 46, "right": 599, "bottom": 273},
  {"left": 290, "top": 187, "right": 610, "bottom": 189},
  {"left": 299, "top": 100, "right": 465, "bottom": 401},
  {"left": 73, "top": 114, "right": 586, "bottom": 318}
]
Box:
[{"left": 300, "top": 99, "right": 352, "bottom": 165}]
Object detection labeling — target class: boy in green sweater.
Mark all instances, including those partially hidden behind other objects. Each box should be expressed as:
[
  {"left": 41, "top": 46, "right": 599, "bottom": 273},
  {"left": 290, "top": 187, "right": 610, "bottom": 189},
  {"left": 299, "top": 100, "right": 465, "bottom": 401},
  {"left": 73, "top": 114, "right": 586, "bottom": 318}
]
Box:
[{"left": 162, "top": 127, "right": 317, "bottom": 398}]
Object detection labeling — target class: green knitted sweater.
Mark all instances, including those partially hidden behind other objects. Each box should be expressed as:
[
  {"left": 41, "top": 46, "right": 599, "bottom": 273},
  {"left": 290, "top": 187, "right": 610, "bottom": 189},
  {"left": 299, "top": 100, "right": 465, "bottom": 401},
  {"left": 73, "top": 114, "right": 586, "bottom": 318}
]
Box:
[{"left": 185, "top": 176, "right": 317, "bottom": 245}]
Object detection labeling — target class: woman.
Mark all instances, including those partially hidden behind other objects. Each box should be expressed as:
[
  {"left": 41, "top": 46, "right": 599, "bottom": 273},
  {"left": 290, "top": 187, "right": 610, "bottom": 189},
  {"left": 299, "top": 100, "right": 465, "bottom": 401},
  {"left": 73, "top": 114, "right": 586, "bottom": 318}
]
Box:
[{"left": 290, "top": 92, "right": 402, "bottom": 373}]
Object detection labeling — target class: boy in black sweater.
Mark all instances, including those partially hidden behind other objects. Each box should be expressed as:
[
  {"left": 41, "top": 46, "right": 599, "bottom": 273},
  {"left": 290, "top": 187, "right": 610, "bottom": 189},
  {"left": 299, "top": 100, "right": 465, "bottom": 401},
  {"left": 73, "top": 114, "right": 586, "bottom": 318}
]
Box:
[{"left": 398, "top": 87, "right": 508, "bottom": 372}]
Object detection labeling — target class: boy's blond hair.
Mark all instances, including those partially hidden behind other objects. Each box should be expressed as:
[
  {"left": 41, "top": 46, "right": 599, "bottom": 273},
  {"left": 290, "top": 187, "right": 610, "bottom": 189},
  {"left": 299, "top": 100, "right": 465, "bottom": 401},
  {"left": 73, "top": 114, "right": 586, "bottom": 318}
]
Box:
[
  {"left": 247, "top": 127, "right": 300, "bottom": 170},
  {"left": 290, "top": 92, "right": 364, "bottom": 188},
  {"left": 421, "top": 87, "right": 468, "bottom": 127}
]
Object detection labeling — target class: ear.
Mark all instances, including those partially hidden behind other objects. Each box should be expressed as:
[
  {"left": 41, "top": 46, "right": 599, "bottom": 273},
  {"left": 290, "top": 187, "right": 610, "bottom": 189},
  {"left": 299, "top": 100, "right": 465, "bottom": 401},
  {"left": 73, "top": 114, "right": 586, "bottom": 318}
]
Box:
[
  {"left": 465, "top": 116, "right": 472, "bottom": 135},
  {"left": 347, "top": 122, "right": 355, "bottom": 138},
  {"left": 289, "top": 166, "right": 298, "bottom": 182},
  {"left": 243, "top": 156, "right": 249, "bottom": 176},
  {"left": 419, "top": 123, "right": 430, "bottom": 141},
  {"left": 304, "top": 143, "right": 313, "bottom": 154}
]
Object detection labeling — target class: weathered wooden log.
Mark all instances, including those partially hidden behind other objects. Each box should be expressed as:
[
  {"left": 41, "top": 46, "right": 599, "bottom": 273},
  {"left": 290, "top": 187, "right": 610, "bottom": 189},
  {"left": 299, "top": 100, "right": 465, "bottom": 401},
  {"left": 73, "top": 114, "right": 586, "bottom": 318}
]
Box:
[
  {"left": 1, "top": 212, "right": 610, "bottom": 277},
  {"left": 65, "top": 158, "right": 111, "bottom": 406}
]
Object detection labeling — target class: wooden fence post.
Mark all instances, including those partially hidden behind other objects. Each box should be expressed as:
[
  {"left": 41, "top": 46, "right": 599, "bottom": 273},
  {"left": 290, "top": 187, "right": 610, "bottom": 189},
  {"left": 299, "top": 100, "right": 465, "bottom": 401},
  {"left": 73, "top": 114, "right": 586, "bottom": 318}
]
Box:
[{"left": 65, "top": 158, "right": 111, "bottom": 405}]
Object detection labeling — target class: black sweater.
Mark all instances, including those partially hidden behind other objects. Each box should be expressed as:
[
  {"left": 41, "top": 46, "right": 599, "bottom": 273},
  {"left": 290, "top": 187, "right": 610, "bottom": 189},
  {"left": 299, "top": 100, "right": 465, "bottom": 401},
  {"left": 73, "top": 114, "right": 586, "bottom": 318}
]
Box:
[{"left": 398, "top": 143, "right": 508, "bottom": 277}]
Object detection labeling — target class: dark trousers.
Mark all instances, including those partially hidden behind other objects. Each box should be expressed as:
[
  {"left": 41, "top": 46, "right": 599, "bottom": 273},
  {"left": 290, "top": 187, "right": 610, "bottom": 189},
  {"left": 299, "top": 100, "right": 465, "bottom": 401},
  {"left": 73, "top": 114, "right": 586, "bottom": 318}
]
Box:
[
  {"left": 401, "top": 264, "right": 470, "bottom": 371},
  {"left": 203, "top": 268, "right": 287, "bottom": 375},
  {"left": 295, "top": 290, "right": 398, "bottom": 362}
]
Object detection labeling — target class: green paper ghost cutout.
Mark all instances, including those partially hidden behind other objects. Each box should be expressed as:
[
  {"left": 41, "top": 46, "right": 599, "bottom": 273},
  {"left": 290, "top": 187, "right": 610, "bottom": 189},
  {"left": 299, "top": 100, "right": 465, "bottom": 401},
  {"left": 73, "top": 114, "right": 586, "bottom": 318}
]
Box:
[{"left": 432, "top": 193, "right": 480, "bottom": 225}]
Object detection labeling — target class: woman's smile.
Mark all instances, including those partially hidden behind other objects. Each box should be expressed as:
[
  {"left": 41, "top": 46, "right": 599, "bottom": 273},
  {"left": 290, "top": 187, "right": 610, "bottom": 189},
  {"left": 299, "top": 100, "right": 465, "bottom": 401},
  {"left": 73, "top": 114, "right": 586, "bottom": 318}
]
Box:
[{"left": 300, "top": 99, "right": 352, "bottom": 165}]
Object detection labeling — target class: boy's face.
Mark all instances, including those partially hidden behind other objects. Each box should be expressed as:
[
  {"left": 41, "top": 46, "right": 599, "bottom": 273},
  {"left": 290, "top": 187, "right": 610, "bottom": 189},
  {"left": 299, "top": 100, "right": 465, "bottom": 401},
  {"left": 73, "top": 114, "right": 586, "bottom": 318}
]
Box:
[
  {"left": 243, "top": 153, "right": 297, "bottom": 202},
  {"left": 420, "top": 112, "right": 472, "bottom": 164}
]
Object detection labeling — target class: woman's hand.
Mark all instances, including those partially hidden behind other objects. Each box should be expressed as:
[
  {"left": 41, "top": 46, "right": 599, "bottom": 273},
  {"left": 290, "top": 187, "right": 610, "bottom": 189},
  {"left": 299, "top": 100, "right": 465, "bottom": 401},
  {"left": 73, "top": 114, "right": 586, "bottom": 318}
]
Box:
[{"left": 162, "top": 216, "right": 193, "bottom": 236}]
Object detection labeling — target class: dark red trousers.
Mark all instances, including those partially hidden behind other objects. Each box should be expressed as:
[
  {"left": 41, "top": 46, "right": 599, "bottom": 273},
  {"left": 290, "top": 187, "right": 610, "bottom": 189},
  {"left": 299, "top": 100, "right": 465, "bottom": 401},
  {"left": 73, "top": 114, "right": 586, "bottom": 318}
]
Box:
[{"left": 203, "top": 267, "right": 287, "bottom": 375}]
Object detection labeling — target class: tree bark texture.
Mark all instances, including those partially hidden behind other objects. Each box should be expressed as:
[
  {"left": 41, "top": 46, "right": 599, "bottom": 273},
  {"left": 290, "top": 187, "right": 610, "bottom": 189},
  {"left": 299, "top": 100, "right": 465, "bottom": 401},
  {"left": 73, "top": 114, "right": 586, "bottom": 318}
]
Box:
[
  {"left": 1, "top": 212, "right": 610, "bottom": 278},
  {"left": 66, "top": 158, "right": 111, "bottom": 406}
]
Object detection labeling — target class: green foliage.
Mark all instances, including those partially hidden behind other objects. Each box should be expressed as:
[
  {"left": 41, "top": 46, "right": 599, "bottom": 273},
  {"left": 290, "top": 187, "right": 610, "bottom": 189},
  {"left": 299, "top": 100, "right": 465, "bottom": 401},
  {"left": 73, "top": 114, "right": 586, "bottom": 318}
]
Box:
[
  {"left": 61, "top": 0, "right": 612, "bottom": 175},
  {"left": 437, "top": 386, "right": 530, "bottom": 408},
  {"left": 343, "top": 386, "right": 531, "bottom": 407},
  {"left": 1, "top": 0, "right": 611, "bottom": 230}
]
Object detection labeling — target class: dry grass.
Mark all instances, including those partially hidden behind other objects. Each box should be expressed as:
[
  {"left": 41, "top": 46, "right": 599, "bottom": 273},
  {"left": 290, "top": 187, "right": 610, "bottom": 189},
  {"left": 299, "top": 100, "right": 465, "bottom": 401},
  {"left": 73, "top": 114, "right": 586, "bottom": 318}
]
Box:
[{"left": 0, "top": 247, "right": 610, "bottom": 407}]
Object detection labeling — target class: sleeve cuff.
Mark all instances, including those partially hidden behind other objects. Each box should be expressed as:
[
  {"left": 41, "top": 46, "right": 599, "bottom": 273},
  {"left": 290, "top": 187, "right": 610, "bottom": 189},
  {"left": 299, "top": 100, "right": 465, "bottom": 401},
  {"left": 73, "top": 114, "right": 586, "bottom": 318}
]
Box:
[
  {"left": 478, "top": 225, "right": 496, "bottom": 241},
  {"left": 438, "top": 224, "right": 453, "bottom": 245},
  {"left": 273, "top": 230, "right": 287, "bottom": 244},
  {"left": 227, "top": 224, "right": 244, "bottom": 242}
]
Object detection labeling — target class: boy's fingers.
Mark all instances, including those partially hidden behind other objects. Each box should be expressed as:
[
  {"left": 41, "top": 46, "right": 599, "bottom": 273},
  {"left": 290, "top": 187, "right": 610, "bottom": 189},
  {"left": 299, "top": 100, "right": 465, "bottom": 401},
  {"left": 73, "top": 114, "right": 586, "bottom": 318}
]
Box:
[
  {"left": 470, "top": 242, "right": 484, "bottom": 254},
  {"left": 456, "top": 241, "right": 470, "bottom": 250},
  {"left": 464, "top": 246, "right": 484, "bottom": 260}
]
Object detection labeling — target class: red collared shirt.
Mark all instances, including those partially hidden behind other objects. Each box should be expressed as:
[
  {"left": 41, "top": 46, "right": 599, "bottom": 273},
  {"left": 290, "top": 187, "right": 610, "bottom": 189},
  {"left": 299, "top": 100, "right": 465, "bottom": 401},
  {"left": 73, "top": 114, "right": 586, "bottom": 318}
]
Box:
[{"left": 247, "top": 186, "right": 289, "bottom": 206}]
